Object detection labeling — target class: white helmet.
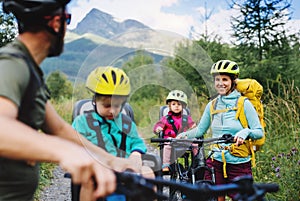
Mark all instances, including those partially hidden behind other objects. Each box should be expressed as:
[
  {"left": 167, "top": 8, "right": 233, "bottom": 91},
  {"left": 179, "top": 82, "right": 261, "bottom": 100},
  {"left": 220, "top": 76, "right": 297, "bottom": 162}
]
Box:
[{"left": 166, "top": 90, "right": 188, "bottom": 105}]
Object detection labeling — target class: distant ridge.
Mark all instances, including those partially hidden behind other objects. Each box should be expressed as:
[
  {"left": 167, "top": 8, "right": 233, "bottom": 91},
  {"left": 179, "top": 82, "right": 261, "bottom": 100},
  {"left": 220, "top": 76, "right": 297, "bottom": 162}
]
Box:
[
  {"left": 71, "top": 8, "right": 150, "bottom": 39},
  {"left": 42, "top": 8, "right": 184, "bottom": 80}
]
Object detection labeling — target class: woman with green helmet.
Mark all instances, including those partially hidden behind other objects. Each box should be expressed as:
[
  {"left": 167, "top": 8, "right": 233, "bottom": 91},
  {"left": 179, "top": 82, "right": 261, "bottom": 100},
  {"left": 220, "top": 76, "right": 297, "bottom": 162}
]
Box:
[{"left": 177, "top": 60, "right": 263, "bottom": 201}]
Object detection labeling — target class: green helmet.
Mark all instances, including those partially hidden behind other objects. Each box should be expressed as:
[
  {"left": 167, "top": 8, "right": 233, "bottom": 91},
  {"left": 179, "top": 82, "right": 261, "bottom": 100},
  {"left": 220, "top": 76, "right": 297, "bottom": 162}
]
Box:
[
  {"left": 210, "top": 60, "right": 239, "bottom": 76},
  {"left": 166, "top": 90, "right": 188, "bottom": 105}
]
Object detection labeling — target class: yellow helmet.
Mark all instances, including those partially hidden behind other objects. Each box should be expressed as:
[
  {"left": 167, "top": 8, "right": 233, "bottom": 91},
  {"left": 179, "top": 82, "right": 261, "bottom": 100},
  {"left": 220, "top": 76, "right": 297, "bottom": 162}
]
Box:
[
  {"left": 86, "top": 66, "right": 130, "bottom": 96},
  {"left": 210, "top": 60, "right": 239, "bottom": 76}
]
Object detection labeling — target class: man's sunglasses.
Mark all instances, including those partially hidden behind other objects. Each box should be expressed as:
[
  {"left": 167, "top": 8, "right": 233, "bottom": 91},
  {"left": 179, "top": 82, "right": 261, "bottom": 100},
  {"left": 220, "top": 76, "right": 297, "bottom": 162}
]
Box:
[
  {"left": 44, "top": 13, "right": 72, "bottom": 25},
  {"left": 65, "top": 13, "right": 72, "bottom": 25}
]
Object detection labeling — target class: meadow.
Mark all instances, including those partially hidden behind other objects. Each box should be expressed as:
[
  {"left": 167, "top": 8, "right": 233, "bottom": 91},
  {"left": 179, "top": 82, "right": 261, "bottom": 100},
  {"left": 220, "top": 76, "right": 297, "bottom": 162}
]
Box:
[{"left": 38, "top": 82, "right": 299, "bottom": 201}]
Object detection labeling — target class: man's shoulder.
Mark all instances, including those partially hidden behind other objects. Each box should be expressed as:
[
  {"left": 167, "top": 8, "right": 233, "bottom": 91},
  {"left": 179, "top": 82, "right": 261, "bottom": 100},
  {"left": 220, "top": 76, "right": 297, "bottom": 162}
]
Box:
[
  {"left": 0, "top": 41, "right": 29, "bottom": 71},
  {"left": 0, "top": 40, "right": 26, "bottom": 55}
]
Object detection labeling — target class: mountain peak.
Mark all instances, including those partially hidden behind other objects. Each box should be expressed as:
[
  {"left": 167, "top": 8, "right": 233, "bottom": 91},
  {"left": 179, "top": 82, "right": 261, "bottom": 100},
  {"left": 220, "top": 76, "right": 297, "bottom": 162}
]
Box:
[{"left": 72, "top": 8, "right": 150, "bottom": 39}]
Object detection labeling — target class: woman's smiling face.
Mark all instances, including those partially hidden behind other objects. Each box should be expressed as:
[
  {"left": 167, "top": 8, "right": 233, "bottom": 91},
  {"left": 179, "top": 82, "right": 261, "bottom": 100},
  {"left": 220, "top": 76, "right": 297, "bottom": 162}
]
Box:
[{"left": 214, "top": 74, "right": 233, "bottom": 95}]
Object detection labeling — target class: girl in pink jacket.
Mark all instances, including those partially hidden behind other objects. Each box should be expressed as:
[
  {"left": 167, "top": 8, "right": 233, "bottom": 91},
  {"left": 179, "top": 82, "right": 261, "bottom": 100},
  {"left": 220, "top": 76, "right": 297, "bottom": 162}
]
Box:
[{"left": 153, "top": 90, "right": 196, "bottom": 171}]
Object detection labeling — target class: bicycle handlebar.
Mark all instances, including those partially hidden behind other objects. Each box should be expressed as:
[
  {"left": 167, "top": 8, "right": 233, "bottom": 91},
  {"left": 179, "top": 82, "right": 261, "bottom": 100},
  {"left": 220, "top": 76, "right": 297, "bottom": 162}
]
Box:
[
  {"left": 151, "top": 134, "right": 235, "bottom": 144},
  {"left": 115, "top": 171, "right": 279, "bottom": 201},
  {"left": 65, "top": 170, "right": 278, "bottom": 201}
]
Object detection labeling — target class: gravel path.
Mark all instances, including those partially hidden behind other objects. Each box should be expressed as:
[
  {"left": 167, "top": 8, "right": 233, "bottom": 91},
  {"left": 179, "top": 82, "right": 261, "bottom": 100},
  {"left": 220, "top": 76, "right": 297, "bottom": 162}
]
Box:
[{"left": 39, "top": 166, "right": 72, "bottom": 201}]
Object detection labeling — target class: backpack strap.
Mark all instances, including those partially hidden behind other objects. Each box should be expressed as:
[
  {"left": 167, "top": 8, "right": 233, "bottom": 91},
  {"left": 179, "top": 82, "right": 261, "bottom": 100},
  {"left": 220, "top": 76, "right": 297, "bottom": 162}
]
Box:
[
  {"left": 178, "top": 114, "right": 188, "bottom": 133},
  {"left": 118, "top": 114, "right": 132, "bottom": 157},
  {"left": 120, "top": 113, "right": 132, "bottom": 134},
  {"left": 0, "top": 52, "right": 48, "bottom": 129},
  {"left": 166, "top": 114, "right": 189, "bottom": 135},
  {"left": 210, "top": 96, "right": 256, "bottom": 167},
  {"left": 166, "top": 115, "right": 178, "bottom": 135},
  {"left": 84, "top": 111, "right": 132, "bottom": 158},
  {"left": 236, "top": 96, "right": 248, "bottom": 128},
  {"left": 210, "top": 96, "right": 248, "bottom": 128},
  {"left": 84, "top": 110, "right": 107, "bottom": 150},
  {"left": 235, "top": 96, "right": 257, "bottom": 166},
  {"left": 210, "top": 97, "right": 238, "bottom": 122}
]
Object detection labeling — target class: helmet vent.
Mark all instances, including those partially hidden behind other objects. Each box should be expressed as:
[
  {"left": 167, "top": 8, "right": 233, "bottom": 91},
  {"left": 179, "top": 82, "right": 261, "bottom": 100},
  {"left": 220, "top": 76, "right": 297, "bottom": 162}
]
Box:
[
  {"left": 212, "top": 64, "right": 216, "bottom": 70},
  {"left": 232, "top": 64, "right": 238, "bottom": 70},
  {"left": 111, "top": 70, "right": 117, "bottom": 85},
  {"left": 102, "top": 74, "right": 108, "bottom": 83},
  {"left": 119, "top": 75, "right": 124, "bottom": 84},
  {"left": 223, "top": 61, "right": 230, "bottom": 69},
  {"left": 217, "top": 62, "right": 222, "bottom": 70}
]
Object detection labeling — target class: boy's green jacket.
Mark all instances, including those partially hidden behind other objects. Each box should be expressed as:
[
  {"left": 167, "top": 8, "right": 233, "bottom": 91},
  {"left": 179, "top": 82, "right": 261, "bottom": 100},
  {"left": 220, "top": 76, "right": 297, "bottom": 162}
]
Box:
[{"left": 72, "top": 111, "right": 147, "bottom": 157}]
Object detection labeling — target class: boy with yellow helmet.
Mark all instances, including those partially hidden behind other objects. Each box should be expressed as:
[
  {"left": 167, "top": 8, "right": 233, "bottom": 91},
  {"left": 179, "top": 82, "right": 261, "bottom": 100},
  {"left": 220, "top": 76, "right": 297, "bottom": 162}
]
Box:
[{"left": 73, "top": 66, "right": 153, "bottom": 201}]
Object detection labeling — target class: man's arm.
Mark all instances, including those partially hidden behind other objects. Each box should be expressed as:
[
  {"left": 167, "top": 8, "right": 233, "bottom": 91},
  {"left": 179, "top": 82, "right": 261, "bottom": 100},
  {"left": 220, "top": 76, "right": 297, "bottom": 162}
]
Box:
[
  {"left": 0, "top": 97, "right": 116, "bottom": 198},
  {"left": 42, "top": 101, "right": 141, "bottom": 172}
]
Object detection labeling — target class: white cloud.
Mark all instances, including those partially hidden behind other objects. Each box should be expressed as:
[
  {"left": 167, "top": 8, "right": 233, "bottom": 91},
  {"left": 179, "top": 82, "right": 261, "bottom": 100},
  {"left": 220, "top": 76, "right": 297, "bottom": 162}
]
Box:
[{"left": 191, "top": 7, "right": 239, "bottom": 43}]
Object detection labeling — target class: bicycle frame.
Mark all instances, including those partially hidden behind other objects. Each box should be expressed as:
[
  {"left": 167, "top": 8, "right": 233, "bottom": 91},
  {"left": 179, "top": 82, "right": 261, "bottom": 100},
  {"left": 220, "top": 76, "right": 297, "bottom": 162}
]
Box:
[{"left": 151, "top": 135, "right": 235, "bottom": 200}]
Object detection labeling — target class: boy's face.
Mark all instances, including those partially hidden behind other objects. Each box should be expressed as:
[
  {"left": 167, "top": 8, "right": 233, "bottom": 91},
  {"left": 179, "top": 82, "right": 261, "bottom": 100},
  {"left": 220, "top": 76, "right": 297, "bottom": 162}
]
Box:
[
  {"left": 95, "top": 96, "right": 127, "bottom": 120},
  {"left": 169, "top": 100, "right": 183, "bottom": 114}
]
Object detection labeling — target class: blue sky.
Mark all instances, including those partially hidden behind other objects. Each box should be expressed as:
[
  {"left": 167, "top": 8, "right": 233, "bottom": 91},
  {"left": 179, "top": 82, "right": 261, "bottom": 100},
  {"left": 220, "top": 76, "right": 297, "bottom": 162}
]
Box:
[{"left": 68, "top": 0, "right": 300, "bottom": 43}]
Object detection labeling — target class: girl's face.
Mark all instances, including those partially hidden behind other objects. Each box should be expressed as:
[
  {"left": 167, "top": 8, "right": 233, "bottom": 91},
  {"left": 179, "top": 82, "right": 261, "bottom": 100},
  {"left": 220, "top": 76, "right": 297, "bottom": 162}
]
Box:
[
  {"left": 214, "top": 74, "right": 233, "bottom": 95},
  {"left": 95, "top": 96, "right": 127, "bottom": 120},
  {"left": 169, "top": 100, "right": 183, "bottom": 114}
]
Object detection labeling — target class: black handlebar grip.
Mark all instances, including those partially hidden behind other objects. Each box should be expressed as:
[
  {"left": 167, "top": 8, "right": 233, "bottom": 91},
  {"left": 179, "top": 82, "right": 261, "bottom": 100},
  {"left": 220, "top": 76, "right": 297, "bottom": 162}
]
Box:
[
  {"left": 150, "top": 138, "right": 169, "bottom": 143},
  {"left": 256, "top": 183, "right": 279, "bottom": 193}
]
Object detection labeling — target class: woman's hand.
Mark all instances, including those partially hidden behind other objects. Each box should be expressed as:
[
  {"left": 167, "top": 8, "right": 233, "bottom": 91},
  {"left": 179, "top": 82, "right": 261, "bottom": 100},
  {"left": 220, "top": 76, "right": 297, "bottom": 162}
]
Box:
[
  {"left": 234, "top": 135, "right": 245, "bottom": 146},
  {"left": 176, "top": 132, "right": 187, "bottom": 139}
]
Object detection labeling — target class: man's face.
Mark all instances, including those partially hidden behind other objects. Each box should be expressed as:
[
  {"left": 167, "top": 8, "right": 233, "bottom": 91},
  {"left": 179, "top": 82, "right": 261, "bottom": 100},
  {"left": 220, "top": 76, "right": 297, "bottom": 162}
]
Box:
[{"left": 47, "top": 12, "right": 71, "bottom": 57}]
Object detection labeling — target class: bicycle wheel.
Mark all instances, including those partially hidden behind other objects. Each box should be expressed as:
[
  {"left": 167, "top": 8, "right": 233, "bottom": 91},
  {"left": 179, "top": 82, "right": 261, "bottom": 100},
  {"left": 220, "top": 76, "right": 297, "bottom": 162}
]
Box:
[
  {"left": 194, "top": 180, "right": 217, "bottom": 201},
  {"left": 168, "top": 163, "right": 189, "bottom": 201}
]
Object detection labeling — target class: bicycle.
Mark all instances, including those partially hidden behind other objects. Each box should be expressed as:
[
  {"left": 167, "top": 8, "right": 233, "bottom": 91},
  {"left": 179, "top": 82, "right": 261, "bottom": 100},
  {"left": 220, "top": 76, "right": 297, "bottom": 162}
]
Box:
[
  {"left": 150, "top": 134, "right": 235, "bottom": 200},
  {"left": 66, "top": 164, "right": 278, "bottom": 201},
  {"left": 115, "top": 171, "right": 279, "bottom": 201}
]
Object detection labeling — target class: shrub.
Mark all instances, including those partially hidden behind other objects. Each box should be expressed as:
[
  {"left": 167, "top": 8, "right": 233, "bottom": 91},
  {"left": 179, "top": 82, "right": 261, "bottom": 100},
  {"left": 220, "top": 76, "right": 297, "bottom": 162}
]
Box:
[{"left": 253, "top": 83, "right": 300, "bottom": 200}]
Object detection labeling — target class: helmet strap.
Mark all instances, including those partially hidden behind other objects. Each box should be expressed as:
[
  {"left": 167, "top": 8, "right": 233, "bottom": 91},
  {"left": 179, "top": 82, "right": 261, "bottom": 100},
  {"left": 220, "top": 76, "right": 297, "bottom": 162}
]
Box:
[
  {"left": 92, "top": 95, "right": 102, "bottom": 117},
  {"left": 225, "top": 78, "right": 237, "bottom": 96},
  {"left": 47, "top": 6, "right": 66, "bottom": 57}
]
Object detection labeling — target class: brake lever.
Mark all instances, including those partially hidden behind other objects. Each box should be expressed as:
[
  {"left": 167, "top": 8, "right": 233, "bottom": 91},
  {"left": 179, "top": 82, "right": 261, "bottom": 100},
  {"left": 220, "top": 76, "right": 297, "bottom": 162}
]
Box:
[{"left": 221, "top": 134, "right": 235, "bottom": 143}]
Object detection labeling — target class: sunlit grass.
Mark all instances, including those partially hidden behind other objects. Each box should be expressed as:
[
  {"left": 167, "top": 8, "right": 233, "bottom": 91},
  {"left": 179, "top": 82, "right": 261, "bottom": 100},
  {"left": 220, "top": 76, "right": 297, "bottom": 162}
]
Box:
[{"left": 37, "top": 83, "right": 299, "bottom": 200}]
